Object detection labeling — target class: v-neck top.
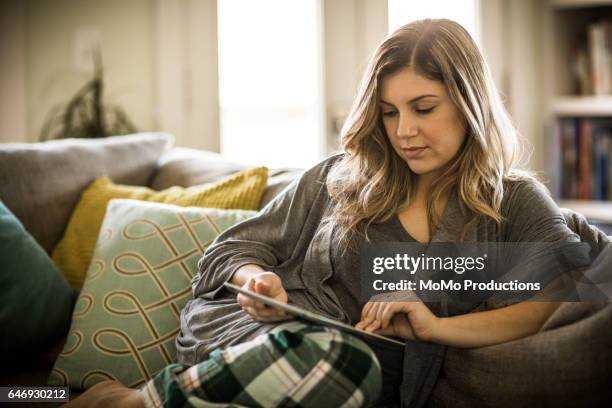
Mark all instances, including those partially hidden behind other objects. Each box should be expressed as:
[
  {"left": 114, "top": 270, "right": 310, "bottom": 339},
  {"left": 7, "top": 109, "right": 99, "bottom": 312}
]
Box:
[{"left": 326, "top": 187, "right": 464, "bottom": 326}]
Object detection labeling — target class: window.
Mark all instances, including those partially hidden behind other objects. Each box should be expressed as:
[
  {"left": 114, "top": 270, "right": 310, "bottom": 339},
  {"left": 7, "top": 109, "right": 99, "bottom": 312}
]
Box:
[
  {"left": 217, "top": 0, "right": 323, "bottom": 168},
  {"left": 388, "top": 0, "right": 480, "bottom": 45}
]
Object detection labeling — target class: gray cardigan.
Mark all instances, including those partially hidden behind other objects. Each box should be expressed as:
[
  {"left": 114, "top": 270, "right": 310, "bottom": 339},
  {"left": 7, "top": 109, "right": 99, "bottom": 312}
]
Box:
[{"left": 176, "top": 154, "right": 580, "bottom": 407}]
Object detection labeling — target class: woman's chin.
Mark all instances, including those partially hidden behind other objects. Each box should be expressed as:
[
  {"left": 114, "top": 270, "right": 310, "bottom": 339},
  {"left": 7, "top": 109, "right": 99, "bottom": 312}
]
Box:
[
  {"left": 406, "top": 163, "right": 445, "bottom": 181},
  {"left": 406, "top": 164, "right": 434, "bottom": 176}
]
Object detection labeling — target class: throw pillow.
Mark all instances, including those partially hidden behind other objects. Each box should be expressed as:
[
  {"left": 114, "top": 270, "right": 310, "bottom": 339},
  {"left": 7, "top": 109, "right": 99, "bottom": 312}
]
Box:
[
  {"left": 0, "top": 201, "right": 77, "bottom": 360},
  {"left": 0, "top": 132, "right": 172, "bottom": 253},
  {"left": 52, "top": 166, "right": 268, "bottom": 287},
  {"left": 48, "top": 199, "right": 257, "bottom": 389}
]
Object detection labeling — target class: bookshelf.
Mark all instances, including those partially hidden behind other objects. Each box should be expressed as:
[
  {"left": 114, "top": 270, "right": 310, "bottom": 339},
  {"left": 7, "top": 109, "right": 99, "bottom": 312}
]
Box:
[
  {"left": 543, "top": 0, "right": 612, "bottom": 224},
  {"left": 557, "top": 199, "right": 612, "bottom": 222},
  {"left": 551, "top": 0, "right": 612, "bottom": 9},
  {"left": 552, "top": 95, "right": 612, "bottom": 116}
]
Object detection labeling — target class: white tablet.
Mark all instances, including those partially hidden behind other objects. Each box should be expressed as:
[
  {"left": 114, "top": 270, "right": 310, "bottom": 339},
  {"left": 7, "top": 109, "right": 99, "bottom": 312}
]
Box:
[{"left": 224, "top": 282, "right": 405, "bottom": 346}]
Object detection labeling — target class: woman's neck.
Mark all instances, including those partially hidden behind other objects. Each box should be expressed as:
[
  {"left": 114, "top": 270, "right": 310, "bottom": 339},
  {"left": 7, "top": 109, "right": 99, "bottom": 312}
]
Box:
[
  {"left": 414, "top": 173, "right": 436, "bottom": 205},
  {"left": 411, "top": 173, "right": 450, "bottom": 217}
]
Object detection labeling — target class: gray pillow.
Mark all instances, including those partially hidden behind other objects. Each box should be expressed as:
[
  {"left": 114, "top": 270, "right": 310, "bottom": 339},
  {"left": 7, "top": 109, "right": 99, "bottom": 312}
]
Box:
[
  {"left": 149, "top": 147, "right": 249, "bottom": 189},
  {"left": 0, "top": 133, "right": 172, "bottom": 253},
  {"left": 150, "top": 147, "right": 303, "bottom": 209}
]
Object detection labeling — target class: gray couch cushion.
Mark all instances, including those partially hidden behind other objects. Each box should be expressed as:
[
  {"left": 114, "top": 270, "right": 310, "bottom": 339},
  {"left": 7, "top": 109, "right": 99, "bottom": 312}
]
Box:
[
  {"left": 149, "top": 147, "right": 249, "bottom": 189},
  {"left": 429, "top": 303, "right": 612, "bottom": 408},
  {"left": 0, "top": 133, "right": 172, "bottom": 253},
  {"left": 428, "top": 212, "right": 612, "bottom": 407},
  {"left": 150, "top": 147, "right": 303, "bottom": 209}
]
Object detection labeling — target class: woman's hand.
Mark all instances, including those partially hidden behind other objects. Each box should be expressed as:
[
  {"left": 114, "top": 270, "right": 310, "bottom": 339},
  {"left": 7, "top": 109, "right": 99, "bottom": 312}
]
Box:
[
  {"left": 237, "top": 271, "right": 293, "bottom": 322},
  {"left": 355, "top": 300, "right": 439, "bottom": 341}
]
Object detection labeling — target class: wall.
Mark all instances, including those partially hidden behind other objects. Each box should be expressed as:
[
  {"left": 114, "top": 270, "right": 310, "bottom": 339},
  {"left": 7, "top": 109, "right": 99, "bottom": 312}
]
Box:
[
  {"left": 507, "top": 0, "right": 545, "bottom": 174},
  {"left": 480, "top": 0, "right": 545, "bottom": 174},
  {"left": 0, "top": 1, "right": 27, "bottom": 142},
  {"left": 24, "top": 0, "right": 155, "bottom": 142},
  {"left": 323, "top": 0, "right": 388, "bottom": 153},
  {"left": 155, "top": 0, "right": 219, "bottom": 152}
]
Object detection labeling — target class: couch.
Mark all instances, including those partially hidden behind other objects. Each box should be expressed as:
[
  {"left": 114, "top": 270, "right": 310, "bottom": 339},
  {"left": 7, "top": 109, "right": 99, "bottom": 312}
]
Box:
[
  {"left": 0, "top": 133, "right": 610, "bottom": 407},
  {"left": 0, "top": 133, "right": 301, "bottom": 399}
]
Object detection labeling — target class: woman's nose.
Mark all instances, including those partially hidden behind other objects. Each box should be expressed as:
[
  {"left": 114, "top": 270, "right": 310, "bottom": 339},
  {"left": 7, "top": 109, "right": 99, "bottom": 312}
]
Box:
[{"left": 397, "top": 115, "right": 418, "bottom": 137}]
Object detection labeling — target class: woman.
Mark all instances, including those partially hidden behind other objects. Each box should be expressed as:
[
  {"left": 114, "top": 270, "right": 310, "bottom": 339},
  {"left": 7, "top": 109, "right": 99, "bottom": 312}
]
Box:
[{"left": 68, "top": 18, "right": 578, "bottom": 408}]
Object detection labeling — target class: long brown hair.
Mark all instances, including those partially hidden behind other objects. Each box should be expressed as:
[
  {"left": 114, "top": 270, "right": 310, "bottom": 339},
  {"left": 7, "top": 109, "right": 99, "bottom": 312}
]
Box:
[{"left": 325, "top": 19, "right": 531, "bottom": 249}]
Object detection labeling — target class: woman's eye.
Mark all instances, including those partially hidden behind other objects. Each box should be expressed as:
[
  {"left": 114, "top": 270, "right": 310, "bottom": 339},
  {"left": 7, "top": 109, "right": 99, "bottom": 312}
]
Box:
[
  {"left": 415, "top": 107, "right": 435, "bottom": 115},
  {"left": 382, "top": 111, "right": 398, "bottom": 117}
]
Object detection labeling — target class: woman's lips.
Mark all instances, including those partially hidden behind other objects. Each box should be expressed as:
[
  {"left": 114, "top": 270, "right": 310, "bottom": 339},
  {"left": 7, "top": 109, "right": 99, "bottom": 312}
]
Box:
[{"left": 401, "top": 146, "right": 427, "bottom": 158}]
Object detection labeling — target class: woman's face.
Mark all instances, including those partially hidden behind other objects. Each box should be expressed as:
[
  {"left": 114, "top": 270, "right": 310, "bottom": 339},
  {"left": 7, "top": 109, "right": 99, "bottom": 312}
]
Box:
[{"left": 380, "top": 67, "right": 467, "bottom": 181}]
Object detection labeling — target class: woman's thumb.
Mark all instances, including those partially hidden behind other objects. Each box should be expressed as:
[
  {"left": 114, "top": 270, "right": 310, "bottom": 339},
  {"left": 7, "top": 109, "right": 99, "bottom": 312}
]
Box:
[{"left": 255, "top": 279, "right": 269, "bottom": 294}]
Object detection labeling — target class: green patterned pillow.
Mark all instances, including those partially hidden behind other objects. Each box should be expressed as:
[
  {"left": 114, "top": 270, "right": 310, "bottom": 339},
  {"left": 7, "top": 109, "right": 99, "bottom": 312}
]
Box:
[{"left": 49, "top": 199, "right": 256, "bottom": 390}]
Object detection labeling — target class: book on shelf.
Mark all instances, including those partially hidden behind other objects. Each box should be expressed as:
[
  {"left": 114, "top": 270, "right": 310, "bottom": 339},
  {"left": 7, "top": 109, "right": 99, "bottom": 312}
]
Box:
[
  {"left": 553, "top": 117, "right": 612, "bottom": 200},
  {"left": 571, "top": 18, "right": 612, "bottom": 95},
  {"left": 579, "top": 119, "right": 592, "bottom": 199}
]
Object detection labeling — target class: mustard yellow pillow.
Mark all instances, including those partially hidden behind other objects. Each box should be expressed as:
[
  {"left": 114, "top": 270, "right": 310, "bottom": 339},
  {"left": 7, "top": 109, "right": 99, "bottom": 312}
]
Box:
[{"left": 52, "top": 167, "right": 267, "bottom": 287}]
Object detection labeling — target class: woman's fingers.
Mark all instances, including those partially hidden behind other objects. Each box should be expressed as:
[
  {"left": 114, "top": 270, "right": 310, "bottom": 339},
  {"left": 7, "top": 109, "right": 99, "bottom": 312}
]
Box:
[
  {"left": 356, "top": 302, "right": 375, "bottom": 329},
  {"left": 380, "top": 303, "right": 395, "bottom": 329},
  {"left": 236, "top": 278, "right": 272, "bottom": 309},
  {"left": 363, "top": 318, "right": 381, "bottom": 332},
  {"left": 238, "top": 280, "right": 257, "bottom": 308},
  {"left": 236, "top": 293, "right": 265, "bottom": 310},
  {"left": 359, "top": 301, "right": 416, "bottom": 333},
  {"left": 361, "top": 302, "right": 374, "bottom": 319},
  {"left": 376, "top": 302, "right": 388, "bottom": 326},
  {"left": 236, "top": 273, "right": 292, "bottom": 322},
  {"left": 381, "top": 302, "right": 406, "bottom": 329},
  {"left": 357, "top": 302, "right": 384, "bottom": 330},
  {"left": 373, "top": 325, "right": 395, "bottom": 337},
  {"left": 358, "top": 300, "right": 426, "bottom": 338}
]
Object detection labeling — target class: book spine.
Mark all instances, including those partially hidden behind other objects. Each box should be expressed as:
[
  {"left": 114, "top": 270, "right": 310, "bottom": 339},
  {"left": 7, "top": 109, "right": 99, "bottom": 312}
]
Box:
[
  {"left": 589, "top": 23, "right": 601, "bottom": 95},
  {"left": 578, "top": 119, "right": 592, "bottom": 199},
  {"left": 598, "top": 20, "right": 612, "bottom": 95},
  {"left": 600, "top": 134, "right": 609, "bottom": 200},
  {"left": 594, "top": 130, "right": 603, "bottom": 200},
  {"left": 609, "top": 18, "right": 612, "bottom": 96},
  {"left": 550, "top": 120, "right": 562, "bottom": 198},
  {"left": 561, "top": 119, "right": 576, "bottom": 198},
  {"left": 605, "top": 128, "right": 612, "bottom": 200}
]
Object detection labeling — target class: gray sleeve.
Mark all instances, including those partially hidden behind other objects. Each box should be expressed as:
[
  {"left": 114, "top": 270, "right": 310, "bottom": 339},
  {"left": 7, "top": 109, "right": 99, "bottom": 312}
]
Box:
[
  {"left": 501, "top": 179, "right": 580, "bottom": 243},
  {"left": 484, "top": 180, "right": 584, "bottom": 309},
  {"left": 192, "top": 155, "right": 341, "bottom": 299}
]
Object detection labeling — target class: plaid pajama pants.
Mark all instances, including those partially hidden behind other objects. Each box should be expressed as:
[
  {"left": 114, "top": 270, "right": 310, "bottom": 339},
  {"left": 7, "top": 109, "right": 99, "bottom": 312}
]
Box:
[{"left": 140, "top": 321, "right": 382, "bottom": 408}]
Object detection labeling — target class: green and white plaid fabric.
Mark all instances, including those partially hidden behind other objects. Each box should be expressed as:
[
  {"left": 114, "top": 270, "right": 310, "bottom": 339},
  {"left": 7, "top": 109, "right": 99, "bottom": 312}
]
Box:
[{"left": 140, "top": 321, "right": 382, "bottom": 408}]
